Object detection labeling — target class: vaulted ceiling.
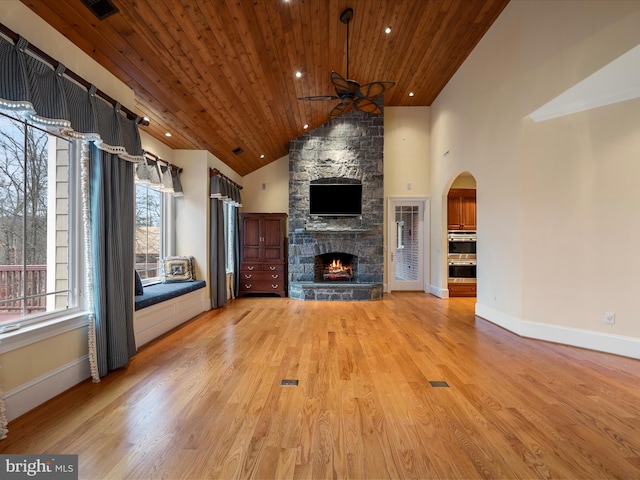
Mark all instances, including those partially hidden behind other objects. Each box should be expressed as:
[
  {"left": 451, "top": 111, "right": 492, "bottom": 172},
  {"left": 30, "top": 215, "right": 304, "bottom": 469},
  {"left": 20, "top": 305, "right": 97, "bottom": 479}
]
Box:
[{"left": 21, "top": 0, "right": 510, "bottom": 176}]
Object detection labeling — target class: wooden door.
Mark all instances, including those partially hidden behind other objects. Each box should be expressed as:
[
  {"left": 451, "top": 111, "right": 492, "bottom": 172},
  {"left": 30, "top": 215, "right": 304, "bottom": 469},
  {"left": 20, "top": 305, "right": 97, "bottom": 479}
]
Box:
[
  {"left": 262, "top": 216, "right": 285, "bottom": 262},
  {"left": 447, "top": 189, "right": 476, "bottom": 230},
  {"left": 460, "top": 190, "right": 476, "bottom": 230},
  {"left": 447, "top": 194, "right": 462, "bottom": 230},
  {"left": 241, "top": 215, "right": 262, "bottom": 262}
]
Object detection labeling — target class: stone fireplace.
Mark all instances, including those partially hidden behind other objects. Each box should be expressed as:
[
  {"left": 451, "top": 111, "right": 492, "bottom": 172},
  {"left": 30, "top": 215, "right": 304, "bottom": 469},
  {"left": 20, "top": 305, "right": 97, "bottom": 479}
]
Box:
[{"left": 288, "top": 108, "right": 384, "bottom": 301}]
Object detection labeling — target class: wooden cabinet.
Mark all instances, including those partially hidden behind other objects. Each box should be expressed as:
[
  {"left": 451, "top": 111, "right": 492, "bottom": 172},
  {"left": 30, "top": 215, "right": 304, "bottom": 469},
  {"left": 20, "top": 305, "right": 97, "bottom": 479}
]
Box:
[
  {"left": 447, "top": 188, "right": 476, "bottom": 230},
  {"left": 239, "top": 213, "right": 287, "bottom": 297},
  {"left": 448, "top": 283, "right": 477, "bottom": 297}
]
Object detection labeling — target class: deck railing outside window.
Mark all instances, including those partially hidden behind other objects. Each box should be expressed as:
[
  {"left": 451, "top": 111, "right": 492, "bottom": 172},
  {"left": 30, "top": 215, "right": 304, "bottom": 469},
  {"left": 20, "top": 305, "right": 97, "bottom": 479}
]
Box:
[{"left": 0, "top": 264, "right": 47, "bottom": 323}]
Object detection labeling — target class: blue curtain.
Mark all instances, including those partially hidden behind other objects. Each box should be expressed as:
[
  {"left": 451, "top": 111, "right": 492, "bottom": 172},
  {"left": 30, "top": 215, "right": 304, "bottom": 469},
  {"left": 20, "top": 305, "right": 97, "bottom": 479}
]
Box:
[
  {"left": 209, "top": 192, "right": 227, "bottom": 309},
  {"left": 0, "top": 30, "right": 144, "bottom": 438},
  {"left": 90, "top": 144, "right": 136, "bottom": 375},
  {"left": 233, "top": 207, "right": 240, "bottom": 296}
]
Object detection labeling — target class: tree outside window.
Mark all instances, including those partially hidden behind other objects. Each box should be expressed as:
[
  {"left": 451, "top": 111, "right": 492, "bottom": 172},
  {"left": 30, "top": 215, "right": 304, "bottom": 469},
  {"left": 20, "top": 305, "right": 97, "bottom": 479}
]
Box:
[
  {"left": 0, "top": 113, "right": 73, "bottom": 328},
  {"left": 135, "top": 184, "right": 162, "bottom": 282}
]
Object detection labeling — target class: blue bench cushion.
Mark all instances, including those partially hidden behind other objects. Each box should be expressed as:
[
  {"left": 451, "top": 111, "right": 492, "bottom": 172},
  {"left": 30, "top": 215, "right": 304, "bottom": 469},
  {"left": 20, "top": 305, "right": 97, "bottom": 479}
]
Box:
[{"left": 135, "top": 280, "right": 206, "bottom": 311}]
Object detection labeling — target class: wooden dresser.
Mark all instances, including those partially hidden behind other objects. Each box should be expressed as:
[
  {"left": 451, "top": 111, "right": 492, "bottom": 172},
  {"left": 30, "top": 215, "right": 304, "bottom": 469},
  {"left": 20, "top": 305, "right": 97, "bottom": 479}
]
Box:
[{"left": 238, "top": 213, "right": 287, "bottom": 297}]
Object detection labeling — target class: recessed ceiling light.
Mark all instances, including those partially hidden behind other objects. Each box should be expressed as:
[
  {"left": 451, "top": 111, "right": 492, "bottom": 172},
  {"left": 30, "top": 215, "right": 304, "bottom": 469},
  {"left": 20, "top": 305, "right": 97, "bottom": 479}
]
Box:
[
  {"left": 409, "top": 92, "right": 415, "bottom": 97},
  {"left": 260, "top": 154, "right": 265, "bottom": 159},
  {"left": 384, "top": 27, "right": 392, "bottom": 34},
  {"left": 303, "top": 124, "right": 309, "bottom": 129},
  {"left": 164, "top": 132, "right": 172, "bottom": 137},
  {"left": 295, "top": 71, "right": 302, "bottom": 78}
]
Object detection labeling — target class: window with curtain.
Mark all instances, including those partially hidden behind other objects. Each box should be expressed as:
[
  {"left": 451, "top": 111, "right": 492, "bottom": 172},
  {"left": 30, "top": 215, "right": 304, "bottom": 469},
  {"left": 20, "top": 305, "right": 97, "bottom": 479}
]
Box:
[
  {"left": 224, "top": 202, "right": 235, "bottom": 274},
  {"left": 135, "top": 184, "right": 162, "bottom": 283},
  {"left": 0, "top": 111, "right": 80, "bottom": 333}
]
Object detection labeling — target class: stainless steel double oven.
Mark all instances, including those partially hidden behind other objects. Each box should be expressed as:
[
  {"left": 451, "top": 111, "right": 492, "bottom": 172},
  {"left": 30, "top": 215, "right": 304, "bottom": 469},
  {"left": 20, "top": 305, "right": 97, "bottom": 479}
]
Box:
[{"left": 447, "top": 231, "right": 477, "bottom": 284}]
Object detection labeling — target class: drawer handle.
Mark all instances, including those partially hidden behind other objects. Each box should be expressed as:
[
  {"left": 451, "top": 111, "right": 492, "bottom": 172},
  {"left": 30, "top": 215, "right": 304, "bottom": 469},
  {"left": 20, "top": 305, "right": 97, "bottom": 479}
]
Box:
[
  {"left": 244, "top": 274, "right": 252, "bottom": 279},
  {"left": 247, "top": 266, "right": 254, "bottom": 271},
  {"left": 245, "top": 284, "right": 252, "bottom": 289},
  {"left": 269, "top": 266, "right": 276, "bottom": 270},
  {"left": 271, "top": 274, "right": 279, "bottom": 279},
  {"left": 271, "top": 284, "right": 279, "bottom": 289}
]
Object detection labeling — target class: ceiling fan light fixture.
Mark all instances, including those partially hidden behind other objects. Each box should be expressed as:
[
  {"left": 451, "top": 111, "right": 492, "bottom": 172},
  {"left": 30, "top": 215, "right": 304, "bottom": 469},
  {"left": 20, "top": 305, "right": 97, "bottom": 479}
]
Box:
[{"left": 341, "top": 94, "right": 355, "bottom": 106}]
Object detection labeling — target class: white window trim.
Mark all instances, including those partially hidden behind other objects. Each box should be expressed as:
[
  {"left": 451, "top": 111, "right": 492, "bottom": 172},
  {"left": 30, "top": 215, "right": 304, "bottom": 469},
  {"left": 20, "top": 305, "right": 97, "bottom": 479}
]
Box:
[{"left": 0, "top": 309, "right": 89, "bottom": 353}]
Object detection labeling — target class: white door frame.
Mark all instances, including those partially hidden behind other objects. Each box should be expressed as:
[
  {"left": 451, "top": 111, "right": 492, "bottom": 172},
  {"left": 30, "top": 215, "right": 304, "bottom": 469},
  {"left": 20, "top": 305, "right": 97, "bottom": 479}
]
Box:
[{"left": 387, "top": 196, "right": 430, "bottom": 292}]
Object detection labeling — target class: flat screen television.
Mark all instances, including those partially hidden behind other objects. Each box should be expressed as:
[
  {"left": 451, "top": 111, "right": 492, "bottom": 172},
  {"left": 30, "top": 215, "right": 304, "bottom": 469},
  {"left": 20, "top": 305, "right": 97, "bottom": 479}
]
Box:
[{"left": 309, "top": 183, "right": 362, "bottom": 216}]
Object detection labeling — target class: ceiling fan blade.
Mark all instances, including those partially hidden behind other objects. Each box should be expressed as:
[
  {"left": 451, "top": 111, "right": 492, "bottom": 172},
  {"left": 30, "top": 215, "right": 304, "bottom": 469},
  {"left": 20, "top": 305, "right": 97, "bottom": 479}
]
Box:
[
  {"left": 353, "top": 98, "right": 383, "bottom": 115},
  {"left": 331, "top": 71, "right": 359, "bottom": 95},
  {"left": 359, "top": 81, "right": 396, "bottom": 100},
  {"left": 329, "top": 102, "right": 353, "bottom": 120},
  {"left": 298, "top": 95, "right": 340, "bottom": 101}
]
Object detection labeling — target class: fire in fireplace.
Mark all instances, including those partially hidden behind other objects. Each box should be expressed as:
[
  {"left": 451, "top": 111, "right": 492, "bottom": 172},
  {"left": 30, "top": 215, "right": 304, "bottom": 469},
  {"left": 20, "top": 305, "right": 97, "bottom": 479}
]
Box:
[{"left": 314, "top": 253, "right": 356, "bottom": 282}]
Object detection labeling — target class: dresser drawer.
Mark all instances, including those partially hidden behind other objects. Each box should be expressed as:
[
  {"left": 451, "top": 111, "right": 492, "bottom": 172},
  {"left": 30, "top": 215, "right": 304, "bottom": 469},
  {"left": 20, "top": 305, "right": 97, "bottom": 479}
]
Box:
[
  {"left": 239, "top": 281, "right": 284, "bottom": 294},
  {"left": 239, "top": 271, "right": 283, "bottom": 282},
  {"left": 261, "top": 264, "right": 284, "bottom": 272}
]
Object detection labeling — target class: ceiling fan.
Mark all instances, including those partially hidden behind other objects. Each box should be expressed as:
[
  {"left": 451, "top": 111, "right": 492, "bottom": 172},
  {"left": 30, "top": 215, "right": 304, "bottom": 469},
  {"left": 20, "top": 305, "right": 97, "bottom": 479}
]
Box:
[{"left": 298, "top": 7, "right": 395, "bottom": 120}]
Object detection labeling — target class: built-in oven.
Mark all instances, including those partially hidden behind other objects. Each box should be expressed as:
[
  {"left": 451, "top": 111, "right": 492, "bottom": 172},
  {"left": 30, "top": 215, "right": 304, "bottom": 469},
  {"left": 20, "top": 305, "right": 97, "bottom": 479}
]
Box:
[
  {"left": 448, "top": 230, "right": 477, "bottom": 256},
  {"left": 448, "top": 230, "right": 477, "bottom": 283},
  {"left": 448, "top": 257, "right": 477, "bottom": 283}
]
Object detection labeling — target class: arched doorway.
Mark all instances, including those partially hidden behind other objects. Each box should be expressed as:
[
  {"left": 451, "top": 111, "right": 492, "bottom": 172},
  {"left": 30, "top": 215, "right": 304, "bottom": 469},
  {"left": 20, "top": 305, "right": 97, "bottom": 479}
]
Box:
[{"left": 447, "top": 172, "right": 477, "bottom": 297}]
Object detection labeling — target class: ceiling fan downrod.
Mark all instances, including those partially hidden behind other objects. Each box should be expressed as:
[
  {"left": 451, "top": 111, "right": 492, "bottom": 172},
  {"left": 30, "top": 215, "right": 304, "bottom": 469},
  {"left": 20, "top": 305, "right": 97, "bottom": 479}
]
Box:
[{"left": 340, "top": 8, "right": 354, "bottom": 80}]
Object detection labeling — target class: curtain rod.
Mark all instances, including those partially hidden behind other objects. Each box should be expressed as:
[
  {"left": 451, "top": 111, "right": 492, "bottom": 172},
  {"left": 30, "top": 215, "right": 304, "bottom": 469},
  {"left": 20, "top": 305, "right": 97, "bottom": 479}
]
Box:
[
  {"left": 210, "top": 168, "right": 242, "bottom": 189},
  {"left": 0, "top": 22, "right": 149, "bottom": 127},
  {"left": 144, "top": 150, "right": 182, "bottom": 173}
]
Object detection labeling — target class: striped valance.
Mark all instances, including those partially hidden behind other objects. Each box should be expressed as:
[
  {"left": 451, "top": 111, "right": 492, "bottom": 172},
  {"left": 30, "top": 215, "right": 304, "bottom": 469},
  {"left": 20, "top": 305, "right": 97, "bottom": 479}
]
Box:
[
  {"left": 210, "top": 173, "right": 242, "bottom": 207},
  {"left": 0, "top": 34, "right": 143, "bottom": 162}
]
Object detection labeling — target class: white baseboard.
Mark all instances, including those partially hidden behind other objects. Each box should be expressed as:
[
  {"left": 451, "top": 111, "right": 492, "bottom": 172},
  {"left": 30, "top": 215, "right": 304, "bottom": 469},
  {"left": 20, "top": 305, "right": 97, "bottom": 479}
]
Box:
[
  {"left": 475, "top": 303, "right": 640, "bottom": 360},
  {"left": 4, "top": 355, "right": 91, "bottom": 422},
  {"left": 430, "top": 284, "right": 449, "bottom": 298}
]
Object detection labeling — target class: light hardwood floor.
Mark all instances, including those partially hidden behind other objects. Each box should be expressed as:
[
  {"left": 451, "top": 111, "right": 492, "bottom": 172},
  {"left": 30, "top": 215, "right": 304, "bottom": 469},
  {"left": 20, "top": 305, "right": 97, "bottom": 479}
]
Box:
[{"left": 2, "top": 293, "right": 640, "bottom": 479}]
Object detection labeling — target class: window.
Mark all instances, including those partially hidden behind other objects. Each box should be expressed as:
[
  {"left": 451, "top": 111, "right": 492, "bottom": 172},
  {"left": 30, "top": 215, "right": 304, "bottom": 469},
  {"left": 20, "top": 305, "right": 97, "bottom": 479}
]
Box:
[
  {"left": 135, "top": 184, "right": 163, "bottom": 283},
  {"left": 0, "top": 111, "right": 79, "bottom": 332},
  {"left": 224, "top": 202, "right": 236, "bottom": 273}
]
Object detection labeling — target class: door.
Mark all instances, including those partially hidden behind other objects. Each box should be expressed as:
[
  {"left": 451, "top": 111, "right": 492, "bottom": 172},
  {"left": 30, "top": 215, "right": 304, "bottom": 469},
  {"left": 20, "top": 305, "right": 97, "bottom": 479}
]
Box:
[
  {"left": 241, "top": 215, "right": 262, "bottom": 263},
  {"left": 262, "top": 215, "right": 285, "bottom": 262},
  {"left": 388, "top": 198, "right": 428, "bottom": 291}
]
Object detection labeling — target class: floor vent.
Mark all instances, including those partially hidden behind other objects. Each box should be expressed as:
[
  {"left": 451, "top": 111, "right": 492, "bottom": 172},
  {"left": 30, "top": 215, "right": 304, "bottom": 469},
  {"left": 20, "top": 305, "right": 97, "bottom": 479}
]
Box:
[
  {"left": 280, "top": 379, "right": 299, "bottom": 387},
  {"left": 81, "top": 0, "right": 119, "bottom": 20},
  {"left": 429, "top": 381, "right": 450, "bottom": 388}
]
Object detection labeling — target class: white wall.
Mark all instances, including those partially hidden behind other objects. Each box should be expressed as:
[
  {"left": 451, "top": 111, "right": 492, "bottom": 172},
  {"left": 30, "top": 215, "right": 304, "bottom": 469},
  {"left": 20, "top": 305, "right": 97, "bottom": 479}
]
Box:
[
  {"left": 430, "top": 0, "right": 640, "bottom": 357},
  {"left": 383, "top": 107, "right": 431, "bottom": 289},
  {"left": 240, "top": 155, "right": 290, "bottom": 214}
]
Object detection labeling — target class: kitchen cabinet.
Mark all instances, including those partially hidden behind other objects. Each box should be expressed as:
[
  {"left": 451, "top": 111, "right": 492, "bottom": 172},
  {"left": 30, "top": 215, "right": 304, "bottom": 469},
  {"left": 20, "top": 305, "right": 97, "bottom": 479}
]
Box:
[
  {"left": 447, "top": 188, "right": 476, "bottom": 230},
  {"left": 448, "top": 283, "right": 477, "bottom": 297},
  {"left": 239, "top": 213, "right": 287, "bottom": 297}
]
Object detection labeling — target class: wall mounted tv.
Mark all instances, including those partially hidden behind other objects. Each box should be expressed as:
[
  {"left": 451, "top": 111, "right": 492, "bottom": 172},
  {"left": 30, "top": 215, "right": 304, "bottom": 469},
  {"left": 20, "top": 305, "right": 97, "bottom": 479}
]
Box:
[{"left": 309, "top": 182, "right": 363, "bottom": 216}]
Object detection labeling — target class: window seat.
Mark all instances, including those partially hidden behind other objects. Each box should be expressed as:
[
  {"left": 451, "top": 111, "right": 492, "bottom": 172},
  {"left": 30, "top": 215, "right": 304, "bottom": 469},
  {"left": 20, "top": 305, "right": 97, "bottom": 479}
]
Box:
[{"left": 135, "top": 280, "right": 206, "bottom": 311}]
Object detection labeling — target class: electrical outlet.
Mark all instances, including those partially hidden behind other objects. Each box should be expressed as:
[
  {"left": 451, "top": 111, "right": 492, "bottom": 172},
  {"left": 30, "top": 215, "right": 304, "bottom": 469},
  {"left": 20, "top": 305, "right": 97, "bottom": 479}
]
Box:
[{"left": 604, "top": 312, "right": 615, "bottom": 324}]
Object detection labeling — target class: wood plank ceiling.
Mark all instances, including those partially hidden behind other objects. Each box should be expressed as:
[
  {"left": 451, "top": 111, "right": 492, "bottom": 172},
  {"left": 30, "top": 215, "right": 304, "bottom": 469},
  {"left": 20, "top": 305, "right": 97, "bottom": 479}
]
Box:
[{"left": 20, "top": 0, "right": 510, "bottom": 176}]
